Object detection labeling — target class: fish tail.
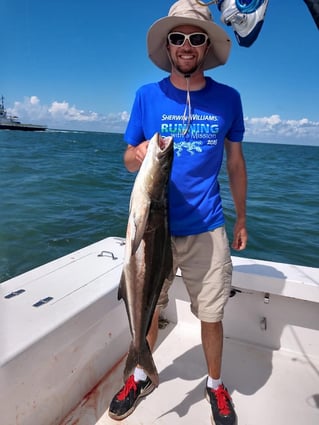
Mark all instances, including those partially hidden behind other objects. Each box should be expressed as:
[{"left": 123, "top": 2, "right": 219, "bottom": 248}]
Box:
[{"left": 123, "top": 341, "right": 159, "bottom": 387}]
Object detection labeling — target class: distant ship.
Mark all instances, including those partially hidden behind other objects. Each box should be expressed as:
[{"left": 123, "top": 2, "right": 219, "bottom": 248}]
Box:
[{"left": 0, "top": 95, "right": 47, "bottom": 131}]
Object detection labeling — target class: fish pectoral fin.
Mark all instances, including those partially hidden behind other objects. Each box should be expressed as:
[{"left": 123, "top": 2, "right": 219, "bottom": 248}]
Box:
[
  {"left": 117, "top": 274, "right": 125, "bottom": 300},
  {"left": 124, "top": 340, "right": 159, "bottom": 387},
  {"left": 129, "top": 203, "right": 150, "bottom": 255}
]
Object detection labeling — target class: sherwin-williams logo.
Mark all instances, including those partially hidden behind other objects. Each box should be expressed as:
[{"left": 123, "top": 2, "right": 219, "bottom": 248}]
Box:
[
  {"left": 161, "top": 122, "right": 219, "bottom": 135},
  {"left": 161, "top": 113, "right": 219, "bottom": 156}
]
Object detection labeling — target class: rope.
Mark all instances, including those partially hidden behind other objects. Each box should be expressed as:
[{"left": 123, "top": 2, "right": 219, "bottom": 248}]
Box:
[{"left": 182, "top": 77, "right": 192, "bottom": 136}]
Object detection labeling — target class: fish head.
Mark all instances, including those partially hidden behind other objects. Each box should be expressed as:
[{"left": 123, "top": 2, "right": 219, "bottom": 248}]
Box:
[
  {"left": 143, "top": 132, "right": 174, "bottom": 202},
  {"left": 127, "top": 133, "right": 173, "bottom": 254}
]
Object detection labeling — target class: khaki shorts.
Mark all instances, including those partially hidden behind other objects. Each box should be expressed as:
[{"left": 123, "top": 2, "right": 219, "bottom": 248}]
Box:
[{"left": 158, "top": 226, "right": 232, "bottom": 323}]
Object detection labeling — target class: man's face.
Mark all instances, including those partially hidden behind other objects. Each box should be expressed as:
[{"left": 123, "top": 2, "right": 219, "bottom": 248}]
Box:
[{"left": 167, "top": 25, "right": 210, "bottom": 75}]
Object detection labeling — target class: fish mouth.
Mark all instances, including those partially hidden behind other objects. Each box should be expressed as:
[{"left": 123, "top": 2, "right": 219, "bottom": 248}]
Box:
[{"left": 158, "top": 135, "right": 173, "bottom": 152}]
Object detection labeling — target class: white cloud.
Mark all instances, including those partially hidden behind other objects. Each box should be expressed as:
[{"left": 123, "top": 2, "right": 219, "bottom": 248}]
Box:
[
  {"left": 30, "top": 95, "right": 40, "bottom": 105},
  {"left": 48, "top": 101, "right": 99, "bottom": 122},
  {"left": 8, "top": 96, "right": 129, "bottom": 132},
  {"left": 245, "top": 114, "right": 319, "bottom": 144},
  {"left": 7, "top": 96, "right": 319, "bottom": 144},
  {"left": 12, "top": 96, "right": 48, "bottom": 121}
]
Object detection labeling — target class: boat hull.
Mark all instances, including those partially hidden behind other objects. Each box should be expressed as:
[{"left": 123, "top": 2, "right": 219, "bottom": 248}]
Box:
[{"left": 0, "top": 123, "right": 47, "bottom": 131}]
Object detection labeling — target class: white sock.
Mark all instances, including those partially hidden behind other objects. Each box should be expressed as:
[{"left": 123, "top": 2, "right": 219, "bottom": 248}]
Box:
[
  {"left": 207, "top": 376, "right": 222, "bottom": 390},
  {"left": 134, "top": 367, "right": 147, "bottom": 382}
]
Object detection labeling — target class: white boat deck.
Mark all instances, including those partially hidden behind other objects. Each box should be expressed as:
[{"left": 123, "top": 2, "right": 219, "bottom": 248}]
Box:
[
  {"left": 61, "top": 319, "right": 319, "bottom": 425},
  {"left": 1, "top": 237, "right": 318, "bottom": 425}
]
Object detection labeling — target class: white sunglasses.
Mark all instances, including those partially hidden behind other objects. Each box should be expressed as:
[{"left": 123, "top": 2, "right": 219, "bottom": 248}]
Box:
[{"left": 167, "top": 32, "right": 209, "bottom": 47}]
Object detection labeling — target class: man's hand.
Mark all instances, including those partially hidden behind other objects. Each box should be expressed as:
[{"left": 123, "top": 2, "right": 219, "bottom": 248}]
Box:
[
  {"left": 134, "top": 141, "right": 149, "bottom": 164},
  {"left": 232, "top": 221, "right": 248, "bottom": 251},
  {"left": 124, "top": 141, "right": 149, "bottom": 172}
]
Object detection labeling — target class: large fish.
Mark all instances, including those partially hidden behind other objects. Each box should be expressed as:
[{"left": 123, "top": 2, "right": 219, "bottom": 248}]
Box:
[{"left": 118, "top": 132, "right": 174, "bottom": 387}]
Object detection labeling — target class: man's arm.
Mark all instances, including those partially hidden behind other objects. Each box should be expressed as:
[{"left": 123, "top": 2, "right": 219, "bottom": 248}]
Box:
[
  {"left": 224, "top": 138, "right": 248, "bottom": 251},
  {"left": 124, "top": 141, "right": 149, "bottom": 172}
]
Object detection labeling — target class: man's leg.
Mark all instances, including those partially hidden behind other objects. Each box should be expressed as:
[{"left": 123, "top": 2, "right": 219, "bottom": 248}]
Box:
[
  {"left": 202, "top": 320, "right": 237, "bottom": 425},
  {"left": 201, "top": 320, "right": 223, "bottom": 379}
]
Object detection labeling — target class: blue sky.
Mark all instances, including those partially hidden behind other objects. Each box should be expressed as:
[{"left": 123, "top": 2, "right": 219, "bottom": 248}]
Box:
[{"left": 3, "top": 0, "right": 319, "bottom": 145}]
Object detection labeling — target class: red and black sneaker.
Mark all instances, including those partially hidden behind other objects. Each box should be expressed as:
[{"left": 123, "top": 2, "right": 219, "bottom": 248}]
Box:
[
  {"left": 108, "top": 375, "right": 155, "bottom": 420},
  {"left": 206, "top": 382, "right": 237, "bottom": 425}
]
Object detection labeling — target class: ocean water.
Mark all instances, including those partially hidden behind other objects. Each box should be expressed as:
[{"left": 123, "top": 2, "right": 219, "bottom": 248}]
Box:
[{"left": 0, "top": 130, "right": 318, "bottom": 282}]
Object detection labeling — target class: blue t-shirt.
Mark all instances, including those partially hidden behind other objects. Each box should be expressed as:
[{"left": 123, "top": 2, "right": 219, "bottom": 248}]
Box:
[{"left": 124, "top": 77, "right": 245, "bottom": 236}]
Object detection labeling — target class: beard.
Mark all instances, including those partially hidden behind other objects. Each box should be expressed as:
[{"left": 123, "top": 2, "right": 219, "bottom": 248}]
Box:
[
  {"left": 168, "top": 52, "right": 205, "bottom": 77},
  {"left": 175, "top": 63, "right": 199, "bottom": 76}
]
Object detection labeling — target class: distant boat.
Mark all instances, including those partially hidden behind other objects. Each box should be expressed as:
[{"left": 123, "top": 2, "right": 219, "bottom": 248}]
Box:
[{"left": 0, "top": 95, "right": 47, "bottom": 131}]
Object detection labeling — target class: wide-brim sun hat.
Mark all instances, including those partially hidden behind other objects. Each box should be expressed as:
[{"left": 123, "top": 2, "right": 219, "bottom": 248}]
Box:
[{"left": 147, "top": 0, "right": 231, "bottom": 72}]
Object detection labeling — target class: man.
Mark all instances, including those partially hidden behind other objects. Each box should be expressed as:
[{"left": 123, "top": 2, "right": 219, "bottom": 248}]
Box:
[{"left": 109, "top": 1, "right": 247, "bottom": 424}]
